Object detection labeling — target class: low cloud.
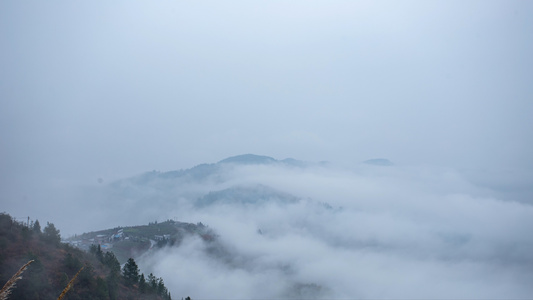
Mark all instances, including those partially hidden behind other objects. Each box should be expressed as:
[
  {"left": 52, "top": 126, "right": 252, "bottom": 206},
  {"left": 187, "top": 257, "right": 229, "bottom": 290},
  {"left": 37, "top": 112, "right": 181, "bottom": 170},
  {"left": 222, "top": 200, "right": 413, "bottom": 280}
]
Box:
[{"left": 122, "top": 162, "right": 533, "bottom": 299}]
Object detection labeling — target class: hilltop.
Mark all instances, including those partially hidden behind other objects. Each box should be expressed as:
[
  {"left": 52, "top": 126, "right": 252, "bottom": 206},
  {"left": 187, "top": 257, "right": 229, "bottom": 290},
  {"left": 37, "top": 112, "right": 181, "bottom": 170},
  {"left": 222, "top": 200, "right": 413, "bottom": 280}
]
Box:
[
  {"left": 119, "top": 154, "right": 308, "bottom": 185},
  {"left": 66, "top": 220, "right": 215, "bottom": 264}
]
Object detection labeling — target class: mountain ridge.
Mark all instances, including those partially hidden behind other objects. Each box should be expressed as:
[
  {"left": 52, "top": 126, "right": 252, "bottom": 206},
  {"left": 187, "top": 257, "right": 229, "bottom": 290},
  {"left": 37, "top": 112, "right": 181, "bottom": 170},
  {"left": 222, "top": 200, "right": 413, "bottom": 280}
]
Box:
[{"left": 117, "top": 154, "right": 308, "bottom": 185}]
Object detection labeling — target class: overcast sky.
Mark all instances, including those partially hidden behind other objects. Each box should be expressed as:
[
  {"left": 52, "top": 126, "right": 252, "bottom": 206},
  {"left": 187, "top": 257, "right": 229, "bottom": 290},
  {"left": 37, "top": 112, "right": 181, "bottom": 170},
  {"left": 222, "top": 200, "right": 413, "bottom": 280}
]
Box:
[
  {"left": 2, "top": 3, "right": 533, "bottom": 298},
  {"left": 1, "top": 1, "right": 532, "bottom": 204}
]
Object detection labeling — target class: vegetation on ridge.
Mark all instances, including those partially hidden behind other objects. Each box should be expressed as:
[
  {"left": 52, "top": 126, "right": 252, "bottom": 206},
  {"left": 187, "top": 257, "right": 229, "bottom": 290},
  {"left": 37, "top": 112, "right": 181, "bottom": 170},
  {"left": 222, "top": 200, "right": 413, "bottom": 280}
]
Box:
[
  {"left": 67, "top": 219, "right": 214, "bottom": 264},
  {"left": 0, "top": 212, "right": 175, "bottom": 300}
]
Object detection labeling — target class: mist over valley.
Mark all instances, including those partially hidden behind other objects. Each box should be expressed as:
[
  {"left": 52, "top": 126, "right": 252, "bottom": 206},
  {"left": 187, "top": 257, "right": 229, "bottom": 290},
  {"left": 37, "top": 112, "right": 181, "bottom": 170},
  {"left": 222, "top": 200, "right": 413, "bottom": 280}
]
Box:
[
  {"left": 53, "top": 154, "right": 533, "bottom": 299},
  {"left": 2, "top": 1, "right": 532, "bottom": 298}
]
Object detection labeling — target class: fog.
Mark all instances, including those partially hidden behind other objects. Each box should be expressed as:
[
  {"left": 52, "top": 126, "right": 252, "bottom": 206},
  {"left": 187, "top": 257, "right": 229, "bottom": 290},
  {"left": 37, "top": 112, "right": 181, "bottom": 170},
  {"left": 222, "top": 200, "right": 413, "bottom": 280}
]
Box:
[
  {"left": 1, "top": 0, "right": 533, "bottom": 298},
  {"left": 123, "top": 160, "right": 533, "bottom": 299}
]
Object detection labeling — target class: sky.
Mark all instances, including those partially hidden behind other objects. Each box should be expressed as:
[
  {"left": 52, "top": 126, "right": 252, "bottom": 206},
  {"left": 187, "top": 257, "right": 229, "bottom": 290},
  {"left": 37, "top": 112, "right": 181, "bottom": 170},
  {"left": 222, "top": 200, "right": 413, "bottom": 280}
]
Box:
[
  {"left": 1, "top": 1, "right": 533, "bottom": 229},
  {"left": 1, "top": 2, "right": 533, "bottom": 298}
]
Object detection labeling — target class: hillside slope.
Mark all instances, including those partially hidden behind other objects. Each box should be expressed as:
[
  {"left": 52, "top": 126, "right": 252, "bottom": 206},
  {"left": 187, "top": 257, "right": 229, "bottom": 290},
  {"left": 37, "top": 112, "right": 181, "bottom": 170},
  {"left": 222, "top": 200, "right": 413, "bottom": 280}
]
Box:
[
  {"left": 0, "top": 213, "right": 174, "bottom": 300},
  {"left": 67, "top": 220, "right": 214, "bottom": 264}
]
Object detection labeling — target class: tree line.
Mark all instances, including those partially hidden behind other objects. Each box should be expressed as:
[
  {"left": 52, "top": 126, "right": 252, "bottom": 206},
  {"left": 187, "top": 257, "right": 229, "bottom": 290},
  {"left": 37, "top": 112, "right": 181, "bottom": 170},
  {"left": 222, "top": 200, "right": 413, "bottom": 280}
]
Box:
[
  {"left": 90, "top": 244, "right": 172, "bottom": 299},
  {"left": 0, "top": 212, "right": 184, "bottom": 300}
]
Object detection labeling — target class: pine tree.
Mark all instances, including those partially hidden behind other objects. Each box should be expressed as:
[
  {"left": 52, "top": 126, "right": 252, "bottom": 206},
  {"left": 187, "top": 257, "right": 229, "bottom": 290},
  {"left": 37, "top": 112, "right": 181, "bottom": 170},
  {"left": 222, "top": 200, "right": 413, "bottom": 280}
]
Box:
[
  {"left": 139, "top": 273, "right": 147, "bottom": 293},
  {"left": 96, "top": 244, "right": 104, "bottom": 262},
  {"left": 122, "top": 258, "right": 140, "bottom": 286},
  {"left": 104, "top": 251, "right": 121, "bottom": 275},
  {"left": 157, "top": 277, "right": 166, "bottom": 296},
  {"left": 148, "top": 273, "right": 157, "bottom": 291},
  {"left": 32, "top": 219, "right": 41, "bottom": 234},
  {"left": 42, "top": 222, "right": 61, "bottom": 245}
]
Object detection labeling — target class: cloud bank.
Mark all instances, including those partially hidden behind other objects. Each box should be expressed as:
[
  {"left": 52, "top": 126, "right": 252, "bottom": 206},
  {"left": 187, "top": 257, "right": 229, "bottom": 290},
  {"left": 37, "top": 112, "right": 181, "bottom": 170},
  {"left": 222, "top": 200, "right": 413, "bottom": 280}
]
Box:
[{"left": 118, "top": 160, "right": 533, "bottom": 299}]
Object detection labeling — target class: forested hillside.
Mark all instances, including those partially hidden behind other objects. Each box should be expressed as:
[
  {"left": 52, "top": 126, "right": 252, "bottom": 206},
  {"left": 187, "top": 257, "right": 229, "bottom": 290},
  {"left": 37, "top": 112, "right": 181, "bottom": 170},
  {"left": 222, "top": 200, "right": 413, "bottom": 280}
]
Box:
[
  {"left": 0, "top": 213, "right": 174, "bottom": 300},
  {"left": 67, "top": 219, "right": 214, "bottom": 264}
]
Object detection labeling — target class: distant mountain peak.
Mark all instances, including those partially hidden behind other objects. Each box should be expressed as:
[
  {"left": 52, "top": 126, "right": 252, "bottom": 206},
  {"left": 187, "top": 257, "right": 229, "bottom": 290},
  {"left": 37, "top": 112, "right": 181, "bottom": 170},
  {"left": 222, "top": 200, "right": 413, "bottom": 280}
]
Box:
[
  {"left": 218, "top": 154, "right": 277, "bottom": 165},
  {"left": 117, "top": 154, "right": 310, "bottom": 186}
]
